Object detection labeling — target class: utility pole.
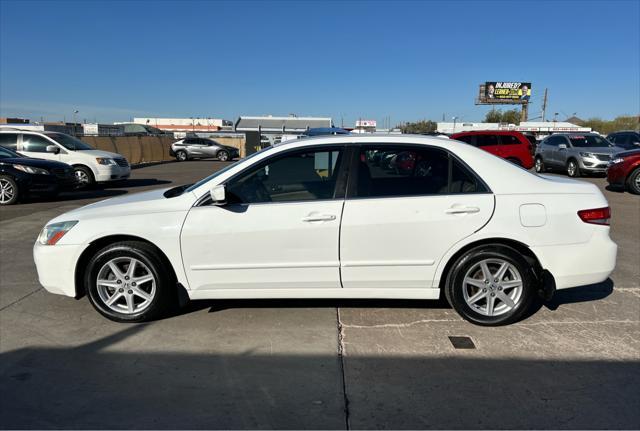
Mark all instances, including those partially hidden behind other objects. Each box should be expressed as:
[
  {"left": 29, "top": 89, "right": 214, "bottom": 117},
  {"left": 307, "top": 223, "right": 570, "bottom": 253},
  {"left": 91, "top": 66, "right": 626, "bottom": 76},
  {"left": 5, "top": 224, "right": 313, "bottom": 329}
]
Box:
[{"left": 541, "top": 88, "right": 548, "bottom": 122}]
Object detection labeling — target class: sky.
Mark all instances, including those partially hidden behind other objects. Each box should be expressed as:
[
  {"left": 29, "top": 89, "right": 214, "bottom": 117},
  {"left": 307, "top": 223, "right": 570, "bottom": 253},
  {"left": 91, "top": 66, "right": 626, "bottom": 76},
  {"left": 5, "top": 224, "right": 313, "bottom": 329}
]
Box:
[{"left": 1, "top": 0, "right": 639, "bottom": 126}]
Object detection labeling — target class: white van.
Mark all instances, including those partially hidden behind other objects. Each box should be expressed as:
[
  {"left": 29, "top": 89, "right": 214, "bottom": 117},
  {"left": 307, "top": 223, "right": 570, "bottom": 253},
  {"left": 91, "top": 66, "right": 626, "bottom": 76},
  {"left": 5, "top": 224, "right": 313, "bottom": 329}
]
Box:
[{"left": 0, "top": 130, "right": 130, "bottom": 187}]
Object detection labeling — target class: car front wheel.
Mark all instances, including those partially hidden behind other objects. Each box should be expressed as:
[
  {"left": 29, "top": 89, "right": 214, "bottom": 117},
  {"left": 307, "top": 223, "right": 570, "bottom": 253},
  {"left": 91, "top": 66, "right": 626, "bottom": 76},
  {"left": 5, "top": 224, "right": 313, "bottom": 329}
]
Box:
[
  {"left": 85, "top": 241, "right": 175, "bottom": 322},
  {"left": 534, "top": 156, "right": 545, "bottom": 173},
  {"left": 217, "top": 150, "right": 229, "bottom": 161},
  {"left": 0, "top": 175, "right": 19, "bottom": 205},
  {"left": 566, "top": 159, "right": 580, "bottom": 177},
  {"left": 445, "top": 245, "right": 537, "bottom": 326},
  {"left": 627, "top": 167, "right": 640, "bottom": 195},
  {"left": 74, "top": 166, "right": 95, "bottom": 188}
]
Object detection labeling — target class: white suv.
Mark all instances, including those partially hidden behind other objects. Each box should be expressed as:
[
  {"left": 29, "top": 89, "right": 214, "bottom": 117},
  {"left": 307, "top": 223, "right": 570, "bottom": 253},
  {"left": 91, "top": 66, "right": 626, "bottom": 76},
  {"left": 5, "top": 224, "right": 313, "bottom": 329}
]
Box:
[{"left": 0, "top": 130, "right": 130, "bottom": 187}]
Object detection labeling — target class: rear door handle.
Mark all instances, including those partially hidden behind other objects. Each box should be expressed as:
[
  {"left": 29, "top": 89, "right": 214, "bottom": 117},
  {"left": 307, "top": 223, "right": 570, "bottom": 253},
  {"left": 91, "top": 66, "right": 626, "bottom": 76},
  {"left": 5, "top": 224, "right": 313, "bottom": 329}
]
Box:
[
  {"left": 302, "top": 214, "right": 336, "bottom": 222},
  {"left": 446, "top": 206, "right": 480, "bottom": 214}
]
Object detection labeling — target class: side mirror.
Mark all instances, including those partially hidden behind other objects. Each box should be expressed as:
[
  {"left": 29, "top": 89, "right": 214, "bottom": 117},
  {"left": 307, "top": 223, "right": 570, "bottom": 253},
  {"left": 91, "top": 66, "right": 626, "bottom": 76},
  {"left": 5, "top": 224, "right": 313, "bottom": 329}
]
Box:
[
  {"left": 558, "top": 144, "right": 567, "bottom": 149},
  {"left": 46, "top": 145, "right": 60, "bottom": 154},
  {"left": 210, "top": 184, "right": 226, "bottom": 205}
]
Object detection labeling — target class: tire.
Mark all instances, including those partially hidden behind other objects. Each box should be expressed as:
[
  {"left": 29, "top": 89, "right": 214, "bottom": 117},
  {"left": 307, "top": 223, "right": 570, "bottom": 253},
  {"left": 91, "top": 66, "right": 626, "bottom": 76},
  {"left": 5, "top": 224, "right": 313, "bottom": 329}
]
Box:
[
  {"left": 217, "top": 150, "right": 229, "bottom": 162},
  {"left": 175, "top": 150, "right": 188, "bottom": 162},
  {"left": 627, "top": 167, "right": 640, "bottom": 195},
  {"left": 566, "top": 159, "right": 580, "bottom": 177},
  {"left": 85, "top": 241, "right": 176, "bottom": 323},
  {"left": 0, "top": 175, "right": 19, "bottom": 205},
  {"left": 534, "top": 156, "right": 545, "bottom": 173},
  {"left": 74, "top": 165, "right": 95, "bottom": 188},
  {"left": 444, "top": 245, "right": 537, "bottom": 326}
]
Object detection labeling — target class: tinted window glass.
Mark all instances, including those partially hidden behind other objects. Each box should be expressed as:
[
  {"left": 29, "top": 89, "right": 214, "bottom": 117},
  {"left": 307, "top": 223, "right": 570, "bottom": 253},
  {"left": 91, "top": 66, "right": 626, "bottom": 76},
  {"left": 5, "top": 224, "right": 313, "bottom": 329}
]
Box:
[
  {"left": 476, "top": 135, "right": 499, "bottom": 147},
  {"left": 0, "top": 146, "right": 22, "bottom": 158},
  {"left": 455, "top": 135, "right": 476, "bottom": 146},
  {"left": 568, "top": 135, "right": 611, "bottom": 148},
  {"left": 450, "top": 159, "right": 483, "bottom": 193},
  {"left": 226, "top": 148, "right": 343, "bottom": 203},
  {"left": 545, "top": 136, "right": 560, "bottom": 146},
  {"left": 45, "top": 133, "right": 93, "bottom": 150},
  {"left": 501, "top": 135, "right": 521, "bottom": 145},
  {"left": 0, "top": 133, "right": 19, "bottom": 150},
  {"left": 357, "top": 146, "right": 487, "bottom": 197},
  {"left": 21, "top": 134, "right": 52, "bottom": 152}
]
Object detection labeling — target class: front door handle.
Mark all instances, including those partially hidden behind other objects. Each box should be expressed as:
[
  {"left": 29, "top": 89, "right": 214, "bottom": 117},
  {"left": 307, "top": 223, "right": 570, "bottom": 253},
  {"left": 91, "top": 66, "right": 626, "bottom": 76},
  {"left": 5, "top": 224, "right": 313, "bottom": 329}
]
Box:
[
  {"left": 446, "top": 206, "right": 480, "bottom": 215},
  {"left": 302, "top": 214, "right": 336, "bottom": 222}
]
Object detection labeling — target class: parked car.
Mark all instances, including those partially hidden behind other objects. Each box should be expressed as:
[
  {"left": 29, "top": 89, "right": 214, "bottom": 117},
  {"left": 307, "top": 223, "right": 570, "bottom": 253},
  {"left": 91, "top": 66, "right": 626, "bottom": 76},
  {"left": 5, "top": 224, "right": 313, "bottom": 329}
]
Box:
[
  {"left": 33, "top": 135, "right": 616, "bottom": 326},
  {"left": 450, "top": 131, "right": 534, "bottom": 169},
  {"left": 0, "top": 130, "right": 130, "bottom": 188},
  {"left": 0, "top": 146, "right": 75, "bottom": 205},
  {"left": 170, "top": 137, "right": 239, "bottom": 162},
  {"left": 607, "top": 148, "right": 640, "bottom": 194},
  {"left": 607, "top": 131, "right": 640, "bottom": 150},
  {"left": 534, "top": 133, "right": 623, "bottom": 177}
]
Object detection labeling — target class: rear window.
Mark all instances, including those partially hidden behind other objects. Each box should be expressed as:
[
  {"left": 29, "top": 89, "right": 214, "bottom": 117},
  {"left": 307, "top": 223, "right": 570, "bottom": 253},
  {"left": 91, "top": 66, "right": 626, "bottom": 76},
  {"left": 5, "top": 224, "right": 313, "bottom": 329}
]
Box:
[
  {"left": 568, "top": 135, "right": 611, "bottom": 148},
  {"left": 476, "top": 135, "right": 499, "bottom": 147}
]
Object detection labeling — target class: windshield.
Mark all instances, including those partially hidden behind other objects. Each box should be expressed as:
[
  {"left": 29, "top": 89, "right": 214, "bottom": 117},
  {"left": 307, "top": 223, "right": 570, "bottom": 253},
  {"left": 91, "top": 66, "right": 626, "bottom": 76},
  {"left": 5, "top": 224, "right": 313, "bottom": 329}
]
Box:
[
  {"left": 0, "top": 146, "right": 23, "bottom": 159},
  {"left": 45, "top": 133, "right": 95, "bottom": 150},
  {"left": 184, "top": 147, "right": 271, "bottom": 194},
  {"left": 569, "top": 135, "right": 612, "bottom": 148}
]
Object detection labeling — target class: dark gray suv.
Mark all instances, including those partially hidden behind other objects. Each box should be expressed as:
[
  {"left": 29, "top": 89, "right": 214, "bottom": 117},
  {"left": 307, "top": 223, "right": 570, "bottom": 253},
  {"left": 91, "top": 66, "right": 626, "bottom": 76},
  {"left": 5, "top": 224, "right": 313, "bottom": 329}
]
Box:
[
  {"left": 170, "top": 137, "right": 240, "bottom": 162},
  {"left": 534, "top": 133, "right": 623, "bottom": 177}
]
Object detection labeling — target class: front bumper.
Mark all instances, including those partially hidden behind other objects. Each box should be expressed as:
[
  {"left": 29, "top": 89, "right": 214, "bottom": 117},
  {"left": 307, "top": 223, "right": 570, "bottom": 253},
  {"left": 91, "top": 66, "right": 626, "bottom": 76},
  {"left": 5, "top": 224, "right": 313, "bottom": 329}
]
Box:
[
  {"left": 33, "top": 241, "right": 87, "bottom": 297},
  {"left": 95, "top": 165, "right": 131, "bottom": 182},
  {"left": 606, "top": 163, "right": 626, "bottom": 186},
  {"left": 579, "top": 156, "right": 610, "bottom": 173}
]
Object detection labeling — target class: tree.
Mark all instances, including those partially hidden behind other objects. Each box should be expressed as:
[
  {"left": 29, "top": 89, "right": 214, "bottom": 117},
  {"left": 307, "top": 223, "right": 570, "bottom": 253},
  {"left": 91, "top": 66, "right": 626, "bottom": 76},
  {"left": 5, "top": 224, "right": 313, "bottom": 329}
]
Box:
[
  {"left": 484, "top": 108, "right": 521, "bottom": 124},
  {"left": 400, "top": 120, "right": 437, "bottom": 134},
  {"left": 581, "top": 115, "right": 639, "bottom": 135}
]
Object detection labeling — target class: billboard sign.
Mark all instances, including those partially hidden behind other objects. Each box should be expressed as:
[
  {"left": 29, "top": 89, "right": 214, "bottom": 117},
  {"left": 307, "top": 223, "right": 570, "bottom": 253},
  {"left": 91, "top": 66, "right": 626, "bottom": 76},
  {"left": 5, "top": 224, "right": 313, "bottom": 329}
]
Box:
[
  {"left": 356, "top": 119, "right": 377, "bottom": 128},
  {"left": 485, "top": 82, "right": 531, "bottom": 101}
]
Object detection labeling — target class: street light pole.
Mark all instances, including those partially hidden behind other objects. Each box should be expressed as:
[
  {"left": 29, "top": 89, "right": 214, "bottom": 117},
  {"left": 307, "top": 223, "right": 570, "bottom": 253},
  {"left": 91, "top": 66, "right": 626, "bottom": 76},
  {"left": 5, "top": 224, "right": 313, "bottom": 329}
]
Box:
[
  {"left": 452, "top": 116, "right": 458, "bottom": 133},
  {"left": 73, "top": 110, "right": 79, "bottom": 136}
]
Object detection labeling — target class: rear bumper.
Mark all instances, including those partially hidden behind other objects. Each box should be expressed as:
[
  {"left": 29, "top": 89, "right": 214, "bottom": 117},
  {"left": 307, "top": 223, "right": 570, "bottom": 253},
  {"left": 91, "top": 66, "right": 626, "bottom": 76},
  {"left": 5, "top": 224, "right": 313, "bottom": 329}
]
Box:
[
  {"left": 33, "top": 241, "right": 87, "bottom": 297},
  {"left": 531, "top": 229, "right": 617, "bottom": 290}
]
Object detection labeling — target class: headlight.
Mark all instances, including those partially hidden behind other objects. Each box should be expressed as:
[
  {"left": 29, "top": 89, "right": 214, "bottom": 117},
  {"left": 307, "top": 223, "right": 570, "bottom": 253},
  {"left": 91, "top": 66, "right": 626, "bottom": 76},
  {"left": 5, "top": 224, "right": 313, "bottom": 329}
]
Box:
[
  {"left": 579, "top": 152, "right": 596, "bottom": 158},
  {"left": 38, "top": 221, "right": 78, "bottom": 245},
  {"left": 14, "top": 164, "right": 49, "bottom": 175},
  {"left": 96, "top": 157, "right": 117, "bottom": 166},
  {"left": 609, "top": 157, "right": 624, "bottom": 164}
]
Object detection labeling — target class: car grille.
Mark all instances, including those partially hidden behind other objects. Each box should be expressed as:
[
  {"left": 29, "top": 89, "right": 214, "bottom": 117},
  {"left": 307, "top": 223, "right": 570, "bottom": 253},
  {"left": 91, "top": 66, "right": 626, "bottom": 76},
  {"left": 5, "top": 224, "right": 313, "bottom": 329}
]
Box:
[
  {"left": 114, "top": 158, "right": 129, "bottom": 167},
  {"left": 594, "top": 154, "right": 611, "bottom": 161}
]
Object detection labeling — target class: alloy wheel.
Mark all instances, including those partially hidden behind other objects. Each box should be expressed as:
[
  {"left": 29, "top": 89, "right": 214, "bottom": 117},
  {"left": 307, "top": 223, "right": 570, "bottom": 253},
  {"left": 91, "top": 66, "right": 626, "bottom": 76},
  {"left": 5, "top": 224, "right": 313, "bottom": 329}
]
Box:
[
  {"left": 75, "top": 169, "right": 90, "bottom": 185},
  {"left": 535, "top": 158, "right": 543, "bottom": 172},
  {"left": 96, "top": 257, "right": 156, "bottom": 314},
  {"left": 177, "top": 151, "right": 187, "bottom": 161},
  {"left": 567, "top": 161, "right": 577, "bottom": 177},
  {"left": 218, "top": 151, "right": 229, "bottom": 161},
  {"left": 0, "top": 179, "right": 15, "bottom": 203},
  {"left": 462, "top": 258, "right": 523, "bottom": 317}
]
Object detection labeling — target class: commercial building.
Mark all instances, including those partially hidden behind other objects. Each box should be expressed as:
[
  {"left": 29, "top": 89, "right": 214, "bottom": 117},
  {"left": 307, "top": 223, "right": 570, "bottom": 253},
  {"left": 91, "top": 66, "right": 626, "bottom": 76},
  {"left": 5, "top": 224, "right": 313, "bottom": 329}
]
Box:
[
  {"left": 437, "top": 121, "right": 592, "bottom": 137},
  {"left": 235, "top": 115, "right": 333, "bottom": 134},
  {"left": 130, "top": 117, "right": 233, "bottom": 133}
]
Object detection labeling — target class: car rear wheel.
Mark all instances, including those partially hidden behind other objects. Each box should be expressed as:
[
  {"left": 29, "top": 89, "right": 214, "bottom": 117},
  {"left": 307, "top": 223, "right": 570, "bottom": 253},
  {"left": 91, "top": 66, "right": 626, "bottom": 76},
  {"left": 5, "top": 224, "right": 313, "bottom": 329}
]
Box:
[
  {"left": 534, "top": 156, "right": 545, "bottom": 173},
  {"left": 445, "top": 245, "right": 537, "bottom": 326},
  {"left": 85, "top": 241, "right": 175, "bottom": 323},
  {"left": 176, "top": 150, "right": 188, "bottom": 162},
  {"left": 627, "top": 167, "right": 640, "bottom": 195},
  {"left": 74, "top": 166, "right": 95, "bottom": 188},
  {"left": 217, "top": 150, "right": 229, "bottom": 162},
  {"left": 0, "top": 175, "right": 19, "bottom": 205},
  {"left": 566, "top": 159, "right": 580, "bottom": 177}
]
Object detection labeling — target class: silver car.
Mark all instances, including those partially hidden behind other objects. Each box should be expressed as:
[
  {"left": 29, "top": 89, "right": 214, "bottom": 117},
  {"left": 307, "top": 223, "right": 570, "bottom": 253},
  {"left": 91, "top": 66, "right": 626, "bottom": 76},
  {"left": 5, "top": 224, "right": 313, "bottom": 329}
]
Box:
[
  {"left": 170, "top": 137, "right": 239, "bottom": 162},
  {"left": 534, "top": 133, "right": 623, "bottom": 177}
]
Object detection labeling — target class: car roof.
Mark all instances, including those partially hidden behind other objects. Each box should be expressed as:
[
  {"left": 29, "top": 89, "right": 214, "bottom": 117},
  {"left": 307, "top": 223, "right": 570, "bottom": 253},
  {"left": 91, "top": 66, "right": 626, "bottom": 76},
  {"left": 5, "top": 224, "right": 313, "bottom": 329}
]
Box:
[{"left": 451, "top": 130, "right": 523, "bottom": 135}]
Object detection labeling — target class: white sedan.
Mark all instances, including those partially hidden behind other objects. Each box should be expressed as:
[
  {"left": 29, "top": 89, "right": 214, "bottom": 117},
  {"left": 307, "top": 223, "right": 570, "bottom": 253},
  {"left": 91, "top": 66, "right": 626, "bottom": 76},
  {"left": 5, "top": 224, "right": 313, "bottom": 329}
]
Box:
[{"left": 33, "top": 135, "right": 617, "bottom": 326}]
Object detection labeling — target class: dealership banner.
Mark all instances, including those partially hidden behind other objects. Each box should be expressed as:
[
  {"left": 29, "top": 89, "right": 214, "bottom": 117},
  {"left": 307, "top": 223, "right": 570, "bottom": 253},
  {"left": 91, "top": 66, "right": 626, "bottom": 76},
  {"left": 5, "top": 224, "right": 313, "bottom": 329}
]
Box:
[{"left": 485, "top": 82, "right": 531, "bottom": 101}]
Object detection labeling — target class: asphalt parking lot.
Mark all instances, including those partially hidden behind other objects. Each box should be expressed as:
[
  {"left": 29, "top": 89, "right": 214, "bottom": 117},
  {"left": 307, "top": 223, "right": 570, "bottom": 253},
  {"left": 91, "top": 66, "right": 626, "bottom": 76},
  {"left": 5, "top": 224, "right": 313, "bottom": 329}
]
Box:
[{"left": 1, "top": 160, "right": 639, "bottom": 429}]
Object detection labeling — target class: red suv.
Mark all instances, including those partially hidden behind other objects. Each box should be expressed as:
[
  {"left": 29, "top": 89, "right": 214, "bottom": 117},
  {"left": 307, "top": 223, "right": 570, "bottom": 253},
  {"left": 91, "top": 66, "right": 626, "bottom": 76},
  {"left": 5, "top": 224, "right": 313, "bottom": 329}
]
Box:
[
  {"left": 606, "top": 148, "right": 640, "bottom": 194},
  {"left": 450, "top": 131, "right": 534, "bottom": 169}
]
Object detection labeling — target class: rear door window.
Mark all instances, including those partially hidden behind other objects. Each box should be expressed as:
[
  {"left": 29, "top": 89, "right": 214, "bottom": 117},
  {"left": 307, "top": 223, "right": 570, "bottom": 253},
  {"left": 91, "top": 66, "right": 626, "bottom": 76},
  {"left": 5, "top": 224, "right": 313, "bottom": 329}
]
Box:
[
  {"left": 476, "top": 135, "right": 499, "bottom": 147},
  {"left": 500, "top": 135, "right": 521, "bottom": 145},
  {"left": 455, "top": 135, "right": 476, "bottom": 146},
  {"left": 355, "top": 145, "right": 488, "bottom": 198},
  {"left": 0, "top": 133, "right": 19, "bottom": 150}
]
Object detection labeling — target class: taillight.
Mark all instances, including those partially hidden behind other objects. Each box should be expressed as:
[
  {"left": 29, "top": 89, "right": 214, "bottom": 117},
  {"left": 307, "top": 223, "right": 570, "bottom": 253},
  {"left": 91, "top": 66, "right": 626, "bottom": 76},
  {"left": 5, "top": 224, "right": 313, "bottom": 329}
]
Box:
[{"left": 577, "top": 207, "right": 611, "bottom": 225}]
